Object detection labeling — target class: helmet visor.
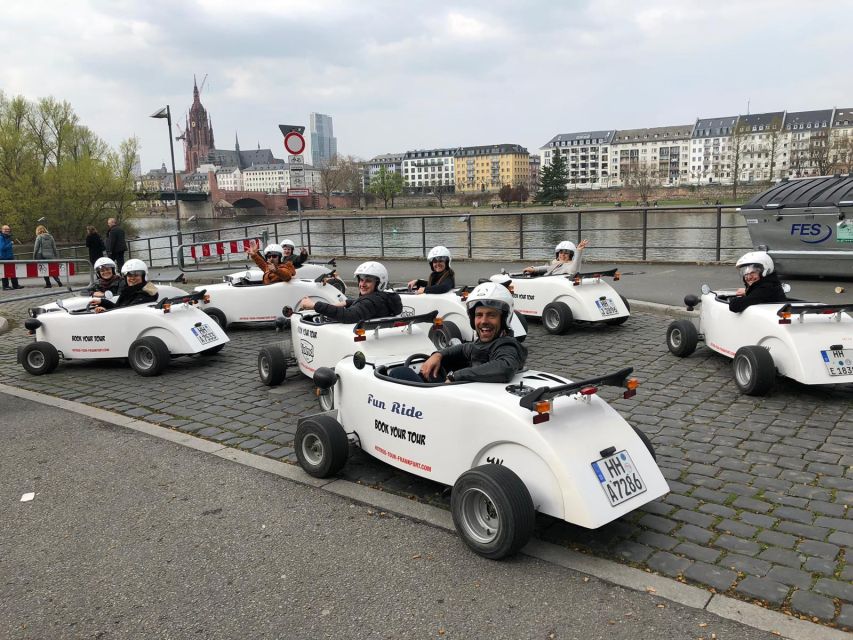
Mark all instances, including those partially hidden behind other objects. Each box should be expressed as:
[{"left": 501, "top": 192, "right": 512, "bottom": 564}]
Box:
[{"left": 739, "top": 264, "right": 761, "bottom": 277}]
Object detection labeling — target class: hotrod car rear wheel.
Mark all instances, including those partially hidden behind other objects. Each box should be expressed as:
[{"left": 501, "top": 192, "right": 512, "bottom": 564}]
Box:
[
  {"left": 666, "top": 320, "right": 698, "bottom": 357},
  {"left": 295, "top": 415, "right": 349, "bottom": 478},
  {"left": 631, "top": 425, "right": 656, "bottom": 461},
  {"left": 733, "top": 345, "right": 775, "bottom": 396},
  {"left": 128, "top": 337, "right": 170, "bottom": 377},
  {"left": 542, "top": 302, "right": 572, "bottom": 334},
  {"left": 204, "top": 308, "right": 227, "bottom": 330},
  {"left": 21, "top": 341, "right": 60, "bottom": 375},
  {"left": 429, "top": 320, "right": 463, "bottom": 350},
  {"left": 605, "top": 295, "right": 630, "bottom": 326},
  {"left": 258, "top": 345, "right": 287, "bottom": 386},
  {"left": 451, "top": 465, "right": 534, "bottom": 560}
]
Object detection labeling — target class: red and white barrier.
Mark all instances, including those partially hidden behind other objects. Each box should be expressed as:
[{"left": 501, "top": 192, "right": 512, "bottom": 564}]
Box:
[
  {"left": 2, "top": 262, "right": 76, "bottom": 279},
  {"left": 188, "top": 238, "right": 261, "bottom": 261}
]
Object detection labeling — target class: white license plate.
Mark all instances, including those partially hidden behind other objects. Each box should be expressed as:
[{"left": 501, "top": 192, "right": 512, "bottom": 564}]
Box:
[
  {"left": 191, "top": 323, "right": 219, "bottom": 345},
  {"left": 821, "top": 349, "right": 853, "bottom": 376},
  {"left": 591, "top": 450, "right": 647, "bottom": 507},
  {"left": 595, "top": 297, "right": 619, "bottom": 317}
]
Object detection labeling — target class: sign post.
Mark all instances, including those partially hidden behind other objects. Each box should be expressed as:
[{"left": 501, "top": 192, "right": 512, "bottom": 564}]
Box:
[{"left": 279, "top": 125, "right": 307, "bottom": 246}]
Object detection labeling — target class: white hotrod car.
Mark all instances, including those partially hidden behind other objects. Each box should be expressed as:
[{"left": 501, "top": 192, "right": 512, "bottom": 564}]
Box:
[
  {"left": 296, "top": 354, "right": 668, "bottom": 559},
  {"left": 393, "top": 286, "right": 527, "bottom": 349},
  {"left": 666, "top": 285, "right": 853, "bottom": 395},
  {"left": 194, "top": 276, "right": 346, "bottom": 329},
  {"left": 223, "top": 259, "right": 346, "bottom": 293},
  {"left": 505, "top": 268, "right": 630, "bottom": 334},
  {"left": 257, "top": 309, "right": 440, "bottom": 409},
  {"left": 19, "top": 289, "right": 229, "bottom": 377}
]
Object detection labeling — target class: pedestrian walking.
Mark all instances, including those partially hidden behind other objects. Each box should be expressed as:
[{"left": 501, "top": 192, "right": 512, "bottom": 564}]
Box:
[
  {"left": 85, "top": 225, "right": 105, "bottom": 266},
  {"left": 105, "top": 217, "right": 127, "bottom": 271},
  {"left": 1, "top": 224, "right": 24, "bottom": 290},
  {"left": 33, "top": 225, "right": 62, "bottom": 287}
]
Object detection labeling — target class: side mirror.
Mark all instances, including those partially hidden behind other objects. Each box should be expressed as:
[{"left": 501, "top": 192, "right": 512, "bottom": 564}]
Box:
[
  {"left": 353, "top": 351, "right": 366, "bottom": 370},
  {"left": 282, "top": 306, "right": 293, "bottom": 318},
  {"left": 684, "top": 294, "right": 700, "bottom": 311},
  {"left": 313, "top": 367, "right": 337, "bottom": 390},
  {"left": 700, "top": 284, "right": 711, "bottom": 295}
]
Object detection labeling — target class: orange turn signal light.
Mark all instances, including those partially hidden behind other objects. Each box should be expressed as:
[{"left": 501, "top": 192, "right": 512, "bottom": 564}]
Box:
[
  {"left": 354, "top": 327, "right": 366, "bottom": 342},
  {"left": 434, "top": 316, "right": 444, "bottom": 326},
  {"left": 534, "top": 400, "right": 551, "bottom": 414},
  {"left": 573, "top": 275, "right": 581, "bottom": 286},
  {"left": 203, "top": 294, "right": 211, "bottom": 303},
  {"left": 614, "top": 271, "right": 621, "bottom": 281},
  {"left": 626, "top": 378, "right": 639, "bottom": 391},
  {"left": 162, "top": 303, "right": 171, "bottom": 313}
]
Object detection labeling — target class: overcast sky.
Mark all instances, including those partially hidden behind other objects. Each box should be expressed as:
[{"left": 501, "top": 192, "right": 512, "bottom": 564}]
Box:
[{"left": 3, "top": 0, "right": 851, "bottom": 171}]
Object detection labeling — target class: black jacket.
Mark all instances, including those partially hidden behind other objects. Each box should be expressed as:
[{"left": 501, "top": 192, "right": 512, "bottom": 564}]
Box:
[
  {"left": 85, "top": 233, "right": 105, "bottom": 264},
  {"left": 729, "top": 273, "right": 787, "bottom": 312},
  {"left": 105, "top": 225, "right": 127, "bottom": 254},
  {"left": 99, "top": 280, "right": 158, "bottom": 309},
  {"left": 283, "top": 252, "right": 308, "bottom": 268},
  {"left": 313, "top": 289, "right": 403, "bottom": 323},
  {"left": 415, "top": 269, "right": 456, "bottom": 295},
  {"left": 438, "top": 334, "right": 527, "bottom": 383}
]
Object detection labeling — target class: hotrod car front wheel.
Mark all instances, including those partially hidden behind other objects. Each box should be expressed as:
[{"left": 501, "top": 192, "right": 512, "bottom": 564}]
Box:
[
  {"left": 295, "top": 415, "right": 349, "bottom": 478},
  {"left": 542, "top": 302, "right": 572, "bottom": 334},
  {"left": 451, "top": 465, "right": 534, "bottom": 560},
  {"left": 666, "top": 320, "right": 698, "bottom": 357},
  {"left": 21, "top": 341, "right": 60, "bottom": 375},
  {"left": 733, "top": 345, "right": 775, "bottom": 396},
  {"left": 429, "top": 320, "right": 463, "bottom": 350},
  {"left": 128, "top": 337, "right": 170, "bottom": 376},
  {"left": 258, "top": 345, "right": 287, "bottom": 386},
  {"left": 203, "top": 308, "right": 227, "bottom": 330}
]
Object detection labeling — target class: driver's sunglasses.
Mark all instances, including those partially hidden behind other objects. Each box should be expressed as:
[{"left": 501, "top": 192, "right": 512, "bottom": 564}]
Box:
[{"left": 125, "top": 271, "right": 145, "bottom": 278}]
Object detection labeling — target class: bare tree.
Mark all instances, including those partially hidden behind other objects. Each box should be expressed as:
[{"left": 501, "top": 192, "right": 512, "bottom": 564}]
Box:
[
  {"left": 624, "top": 164, "right": 660, "bottom": 204},
  {"left": 316, "top": 153, "right": 352, "bottom": 208},
  {"left": 764, "top": 114, "right": 784, "bottom": 182},
  {"left": 729, "top": 122, "right": 748, "bottom": 199},
  {"left": 808, "top": 130, "right": 832, "bottom": 176},
  {"left": 830, "top": 133, "right": 853, "bottom": 174}
]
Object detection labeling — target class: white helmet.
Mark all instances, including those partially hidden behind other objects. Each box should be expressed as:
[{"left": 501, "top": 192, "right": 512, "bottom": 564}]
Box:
[
  {"left": 280, "top": 239, "right": 296, "bottom": 252},
  {"left": 263, "top": 244, "right": 284, "bottom": 260},
  {"left": 736, "top": 251, "right": 774, "bottom": 278},
  {"left": 555, "top": 241, "right": 577, "bottom": 258},
  {"left": 427, "top": 245, "right": 451, "bottom": 267},
  {"left": 94, "top": 257, "right": 117, "bottom": 276},
  {"left": 466, "top": 282, "right": 514, "bottom": 331},
  {"left": 121, "top": 258, "right": 148, "bottom": 276},
  {"left": 489, "top": 273, "right": 512, "bottom": 288},
  {"left": 354, "top": 261, "right": 389, "bottom": 290}
]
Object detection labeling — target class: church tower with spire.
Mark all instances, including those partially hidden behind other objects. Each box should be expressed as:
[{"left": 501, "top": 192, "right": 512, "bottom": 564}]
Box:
[{"left": 183, "top": 76, "right": 215, "bottom": 173}]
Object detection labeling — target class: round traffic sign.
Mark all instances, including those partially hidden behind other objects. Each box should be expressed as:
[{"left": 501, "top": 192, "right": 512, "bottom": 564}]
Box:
[{"left": 283, "top": 131, "right": 306, "bottom": 155}]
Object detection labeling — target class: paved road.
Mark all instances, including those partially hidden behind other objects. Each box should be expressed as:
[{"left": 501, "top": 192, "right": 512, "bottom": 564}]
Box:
[
  {"left": 1, "top": 394, "right": 782, "bottom": 640},
  {"left": 0, "top": 266, "right": 851, "bottom": 632}
]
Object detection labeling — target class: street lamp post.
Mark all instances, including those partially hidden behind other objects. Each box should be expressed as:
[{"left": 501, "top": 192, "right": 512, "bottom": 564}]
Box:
[{"left": 150, "top": 105, "right": 183, "bottom": 250}]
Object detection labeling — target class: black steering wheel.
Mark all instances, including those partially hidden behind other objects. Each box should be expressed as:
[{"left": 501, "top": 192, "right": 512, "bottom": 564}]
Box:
[{"left": 403, "top": 352, "right": 446, "bottom": 382}]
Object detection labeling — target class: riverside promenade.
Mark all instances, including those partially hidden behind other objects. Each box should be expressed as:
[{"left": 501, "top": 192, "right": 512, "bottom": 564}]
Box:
[{"left": 0, "top": 259, "right": 851, "bottom": 634}]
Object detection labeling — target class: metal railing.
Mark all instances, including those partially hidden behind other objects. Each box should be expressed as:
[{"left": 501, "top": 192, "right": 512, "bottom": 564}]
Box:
[{"left": 57, "top": 204, "right": 752, "bottom": 268}]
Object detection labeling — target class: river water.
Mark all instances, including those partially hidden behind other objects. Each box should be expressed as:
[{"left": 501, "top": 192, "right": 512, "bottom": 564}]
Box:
[{"left": 130, "top": 208, "right": 752, "bottom": 267}]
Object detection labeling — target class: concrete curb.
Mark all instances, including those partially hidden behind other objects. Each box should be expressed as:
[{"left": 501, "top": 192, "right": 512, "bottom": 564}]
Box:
[{"left": 0, "top": 382, "right": 845, "bottom": 640}]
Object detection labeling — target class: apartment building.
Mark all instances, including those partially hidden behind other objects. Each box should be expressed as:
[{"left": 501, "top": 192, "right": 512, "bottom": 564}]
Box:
[
  {"left": 215, "top": 166, "right": 243, "bottom": 191},
  {"left": 402, "top": 148, "right": 456, "bottom": 194},
  {"left": 454, "top": 144, "right": 529, "bottom": 194},
  {"left": 364, "top": 153, "right": 404, "bottom": 189},
  {"left": 830, "top": 107, "right": 853, "bottom": 173},
  {"left": 732, "top": 112, "right": 786, "bottom": 183},
  {"left": 690, "top": 116, "right": 737, "bottom": 184},
  {"left": 539, "top": 131, "right": 615, "bottom": 189},
  {"left": 609, "top": 125, "right": 693, "bottom": 186},
  {"left": 784, "top": 109, "right": 833, "bottom": 177}
]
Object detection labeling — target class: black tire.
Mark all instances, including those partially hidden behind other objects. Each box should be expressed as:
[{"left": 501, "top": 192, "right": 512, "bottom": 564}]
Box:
[
  {"left": 605, "top": 295, "right": 630, "bottom": 326},
  {"left": 128, "top": 336, "right": 170, "bottom": 377},
  {"left": 451, "top": 464, "right": 535, "bottom": 560},
  {"left": 318, "top": 386, "right": 335, "bottom": 412},
  {"left": 204, "top": 307, "right": 227, "bottom": 330},
  {"left": 733, "top": 345, "right": 776, "bottom": 396},
  {"left": 258, "top": 345, "right": 287, "bottom": 386},
  {"left": 295, "top": 415, "right": 349, "bottom": 478},
  {"left": 201, "top": 343, "right": 225, "bottom": 356},
  {"left": 631, "top": 425, "right": 656, "bottom": 461},
  {"left": 327, "top": 277, "right": 346, "bottom": 294},
  {"left": 513, "top": 312, "right": 528, "bottom": 342},
  {"left": 21, "top": 341, "right": 59, "bottom": 375},
  {"left": 666, "top": 319, "right": 698, "bottom": 357},
  {"left": 429, "top": 320, "right": 463, "bottom": 349},
  {"left": 542, "top": 301, "right": 573, "bottom": 334}
]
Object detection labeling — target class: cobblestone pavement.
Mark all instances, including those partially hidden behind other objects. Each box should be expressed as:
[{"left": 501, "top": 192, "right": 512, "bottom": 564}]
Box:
[{"left": 1, "top": 294, "right": 851, "bottom": 630}]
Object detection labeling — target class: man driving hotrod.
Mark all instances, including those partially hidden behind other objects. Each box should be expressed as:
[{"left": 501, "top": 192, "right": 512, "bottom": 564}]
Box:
[{"left": 418, "top": 282, "right": 527, "bottom": 383}]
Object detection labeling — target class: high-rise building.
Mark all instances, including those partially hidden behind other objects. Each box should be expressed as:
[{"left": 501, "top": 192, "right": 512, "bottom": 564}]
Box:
[{"left": 310, "top": 113, "right": 337, "bottom": 168}]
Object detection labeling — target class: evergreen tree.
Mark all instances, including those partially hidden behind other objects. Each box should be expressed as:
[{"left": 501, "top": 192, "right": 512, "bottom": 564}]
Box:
[{"left": 535, "top": 149, "right": 568, "bottom": 203}]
